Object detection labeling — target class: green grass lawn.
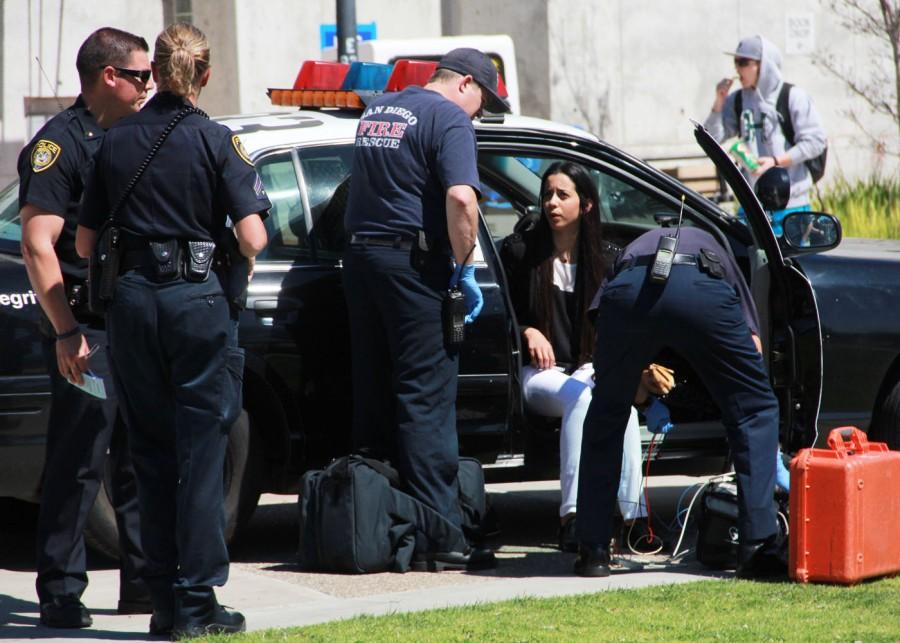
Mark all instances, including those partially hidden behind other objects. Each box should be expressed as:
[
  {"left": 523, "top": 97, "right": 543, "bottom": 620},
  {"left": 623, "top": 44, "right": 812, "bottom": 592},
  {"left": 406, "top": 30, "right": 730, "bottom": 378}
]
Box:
[{"left": 201, "top": 576, "right": 900, "bottom": 642}]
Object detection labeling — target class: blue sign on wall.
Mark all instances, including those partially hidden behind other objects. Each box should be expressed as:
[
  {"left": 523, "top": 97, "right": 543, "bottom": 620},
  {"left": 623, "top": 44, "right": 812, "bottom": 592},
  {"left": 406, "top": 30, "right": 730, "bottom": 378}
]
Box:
[{"left": 320, "top": 22, "right": 378, "bottom": 51}]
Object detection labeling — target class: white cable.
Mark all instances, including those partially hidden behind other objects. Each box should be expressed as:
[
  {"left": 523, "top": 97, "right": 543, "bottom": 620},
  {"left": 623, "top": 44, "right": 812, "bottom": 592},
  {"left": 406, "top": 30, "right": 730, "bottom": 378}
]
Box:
[{"left": 670, "top": 472, "right": 736, "bottom": 560}]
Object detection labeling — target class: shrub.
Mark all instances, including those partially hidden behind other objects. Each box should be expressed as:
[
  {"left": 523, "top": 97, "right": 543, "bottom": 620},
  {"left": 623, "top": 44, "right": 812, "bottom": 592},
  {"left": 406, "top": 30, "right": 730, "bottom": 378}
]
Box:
[{"left": 814, "top": 173, "right": 900, "bottom": 239}]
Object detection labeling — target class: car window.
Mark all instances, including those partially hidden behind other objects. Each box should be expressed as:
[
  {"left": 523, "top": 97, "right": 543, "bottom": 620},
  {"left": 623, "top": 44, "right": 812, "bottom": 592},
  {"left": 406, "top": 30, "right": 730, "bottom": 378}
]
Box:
[
  {"left": 0, "top": 181, "right": 21, "bottom": 254},
  {"left": 297, "top": 144, "right": 354, "bottom": 260},
  {"left": 254, "top": 151, "right": 311, "bottom": 260},
  {"left": 478, "top": 152, "right": 680, "bottom": 242}
]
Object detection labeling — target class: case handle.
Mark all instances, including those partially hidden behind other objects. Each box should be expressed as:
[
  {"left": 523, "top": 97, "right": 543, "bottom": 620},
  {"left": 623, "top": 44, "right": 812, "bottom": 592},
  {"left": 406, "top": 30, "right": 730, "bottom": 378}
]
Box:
[{"left": 826, "top": 426, "right": 869, "bottom": 455}]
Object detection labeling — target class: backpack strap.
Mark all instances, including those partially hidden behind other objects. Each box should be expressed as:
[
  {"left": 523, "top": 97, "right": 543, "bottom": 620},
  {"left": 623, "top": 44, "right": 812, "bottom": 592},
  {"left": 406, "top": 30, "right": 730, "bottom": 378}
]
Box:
[
  {"left": 775, "top": 82, "right": 795, "bottom": 146},
  {"left": 733, "top": 83, "right": 795, "bottom": 146}
]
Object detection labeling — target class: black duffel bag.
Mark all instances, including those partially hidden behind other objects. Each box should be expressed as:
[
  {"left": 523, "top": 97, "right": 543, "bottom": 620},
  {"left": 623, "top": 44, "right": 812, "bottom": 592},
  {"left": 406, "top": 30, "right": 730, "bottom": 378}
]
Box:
[
  {"left": 695, "top": 478, "right": 788, "bottom": 569},
  {"left": 298, "top": 455, "right": 467, "bottom": 573},
  {"left": 457, "top": 456, "right": 499, "bottom": 546}
]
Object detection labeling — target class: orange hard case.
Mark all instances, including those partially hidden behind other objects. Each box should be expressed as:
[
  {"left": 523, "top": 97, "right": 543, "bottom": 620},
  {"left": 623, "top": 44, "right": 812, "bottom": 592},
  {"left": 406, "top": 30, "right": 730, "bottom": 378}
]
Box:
[{"left": 789, "top": 427, "right": 900, "bottom": 585}]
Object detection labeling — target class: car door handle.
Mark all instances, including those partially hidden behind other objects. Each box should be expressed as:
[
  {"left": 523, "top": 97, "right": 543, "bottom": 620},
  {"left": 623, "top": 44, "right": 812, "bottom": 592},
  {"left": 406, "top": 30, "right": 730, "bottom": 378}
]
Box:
[{"left": 250, "top": 298, "right": 302, "bottom": 313}]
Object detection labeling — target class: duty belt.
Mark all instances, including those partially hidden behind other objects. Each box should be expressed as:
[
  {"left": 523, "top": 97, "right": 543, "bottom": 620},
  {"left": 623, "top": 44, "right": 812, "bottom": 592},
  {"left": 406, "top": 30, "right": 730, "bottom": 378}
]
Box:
[
  {"left": 349, "top": 234, "right": 414, "bottom": 250},
  {"left": 626, "top": 253, "right": 698, "bottom": 269}
]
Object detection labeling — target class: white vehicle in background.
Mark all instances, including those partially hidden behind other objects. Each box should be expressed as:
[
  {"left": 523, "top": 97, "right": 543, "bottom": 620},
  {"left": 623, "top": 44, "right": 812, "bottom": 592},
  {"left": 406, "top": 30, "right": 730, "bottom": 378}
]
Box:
[{"left": 323, "top": 34, "right": 521, "bottom": 114}]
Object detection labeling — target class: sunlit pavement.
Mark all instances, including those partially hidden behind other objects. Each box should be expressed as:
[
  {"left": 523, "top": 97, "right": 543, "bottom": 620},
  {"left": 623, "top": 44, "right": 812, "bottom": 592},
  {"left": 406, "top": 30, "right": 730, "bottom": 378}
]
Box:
[{"left": 0, "top": 476, "right": 726, "bottom": 640}]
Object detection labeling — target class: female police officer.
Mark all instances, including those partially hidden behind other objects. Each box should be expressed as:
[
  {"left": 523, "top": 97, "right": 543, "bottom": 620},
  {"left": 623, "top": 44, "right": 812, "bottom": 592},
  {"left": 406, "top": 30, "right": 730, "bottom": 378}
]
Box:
[{"left": 75, "top": 23, "right": 268, "bottom": 637}]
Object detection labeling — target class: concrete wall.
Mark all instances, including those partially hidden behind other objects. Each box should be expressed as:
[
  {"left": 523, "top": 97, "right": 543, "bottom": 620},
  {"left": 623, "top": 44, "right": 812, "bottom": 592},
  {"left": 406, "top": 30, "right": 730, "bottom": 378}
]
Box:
[
  {"left": 442, "top": 0, "right": 550, "bottom": 119},
  {"left": 537, "top": 0, "right": 897, "bottom": 179},
  {"left": 0, "top": 0, "right": 440, "bottom": 186},
  {"left": 223, "top": 0, "right": 441, "bottom": 116},
  {"left": 2, "top": 1, "right": 895, "bottom": 188},
  {"left": 0, "top": 0, "right": 162, "bottom": 186}
]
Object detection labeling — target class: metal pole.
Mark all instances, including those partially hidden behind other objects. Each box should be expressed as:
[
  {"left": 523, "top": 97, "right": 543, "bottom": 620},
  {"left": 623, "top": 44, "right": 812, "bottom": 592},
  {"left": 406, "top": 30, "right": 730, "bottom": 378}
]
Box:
[{"left": 336, "top": 0, "right": 358, "bottom": 63}]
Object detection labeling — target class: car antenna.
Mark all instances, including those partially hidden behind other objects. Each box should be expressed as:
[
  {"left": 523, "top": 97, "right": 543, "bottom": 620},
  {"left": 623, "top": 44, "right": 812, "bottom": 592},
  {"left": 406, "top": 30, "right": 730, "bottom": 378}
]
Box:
[{"left": 34, "top": 57, "right": 65, "bottom": 113}]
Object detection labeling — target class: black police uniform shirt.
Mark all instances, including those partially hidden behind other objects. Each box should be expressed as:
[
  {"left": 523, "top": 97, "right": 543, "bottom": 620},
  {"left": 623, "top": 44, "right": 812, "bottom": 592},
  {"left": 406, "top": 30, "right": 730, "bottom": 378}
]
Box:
[
  {"left": 344, "top": 86, "right": 480, "bottom": 243},
  {"left": 17, "top": 96, "right": 103, "bottom": 283},
  {"left": 79, "top": 91, "right": 270, "bottom": 240},
  {"left": 590, "top": 227, "right": 760, "bottom": 336}
]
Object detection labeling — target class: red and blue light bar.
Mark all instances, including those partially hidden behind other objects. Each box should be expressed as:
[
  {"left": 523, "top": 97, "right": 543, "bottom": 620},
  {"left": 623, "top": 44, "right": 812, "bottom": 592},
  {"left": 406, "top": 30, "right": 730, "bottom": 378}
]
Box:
[{"left": 268, "top": 59, "right": 508, "bottom": 110}]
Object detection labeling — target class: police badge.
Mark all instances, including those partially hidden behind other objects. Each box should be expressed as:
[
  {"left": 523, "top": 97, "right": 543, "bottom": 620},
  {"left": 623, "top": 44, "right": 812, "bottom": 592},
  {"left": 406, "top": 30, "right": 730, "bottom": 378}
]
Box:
[
  {"left": 231, "top": 135, "right": 253, "bottom": 166},
  {"left": 31, "top": 139, "right": 62, "bottom": 173}
]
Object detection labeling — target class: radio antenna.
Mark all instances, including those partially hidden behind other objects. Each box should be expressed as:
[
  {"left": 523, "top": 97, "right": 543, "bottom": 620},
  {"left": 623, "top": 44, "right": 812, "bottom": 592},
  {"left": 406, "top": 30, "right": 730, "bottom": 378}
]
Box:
[
  {"left": 675, "top": 194, "right": 686, "bottom": 238},
  {"left": 34, "top": 57, "right": 64, "bottom": 112}
]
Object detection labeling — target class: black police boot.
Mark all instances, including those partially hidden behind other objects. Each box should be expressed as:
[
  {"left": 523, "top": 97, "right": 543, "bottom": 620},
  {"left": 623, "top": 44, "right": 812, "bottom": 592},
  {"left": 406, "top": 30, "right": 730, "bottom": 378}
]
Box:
[
  {"left": 144, "top": 577, "right": 175, "bottom": 635},
  {"left": 172, "top": 589, "right": 245, "bottom": 638},
  {"left": 735, "top": 534, "right": 788, "bottom": 580},
  {"left": 148, "top": 610, "right": 174, "bottom": 637},
  {"left": 39, "top": 594, "right": 92, "bottom": 628},
  {"left": 573, "top": 543, "right": 611, "bottom": 577},
  {"left": 557, "top": 514, "right": 578, "bottom": 553},
  {"left": 118, "top": 579, "right": 154, "bottom": 615},
  {"left": 412, "top": 547, "right": 497, "bottom": 572}
]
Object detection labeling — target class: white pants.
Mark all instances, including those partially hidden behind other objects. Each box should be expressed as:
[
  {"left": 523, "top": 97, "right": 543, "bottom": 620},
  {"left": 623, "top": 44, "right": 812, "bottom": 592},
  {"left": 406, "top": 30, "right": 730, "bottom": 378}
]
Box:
[{"left": 523, "top": 364, "right": 646, "bottom": 520}]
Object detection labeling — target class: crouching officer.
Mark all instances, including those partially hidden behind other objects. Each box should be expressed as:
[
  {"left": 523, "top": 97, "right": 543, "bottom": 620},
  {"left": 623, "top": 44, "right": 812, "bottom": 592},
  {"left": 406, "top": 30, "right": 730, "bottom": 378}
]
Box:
[
  {"left": 18, "top": 27, "right": 153, "bottom": 628},
  {"left": 575, "top": 225, "right": 785, "bottom": 579},
  {"left": 75, "top": 23, "right": 268, "bottom": 637},
  {"left": 342, "top": 48, "right": 509, "bottom": 571}
]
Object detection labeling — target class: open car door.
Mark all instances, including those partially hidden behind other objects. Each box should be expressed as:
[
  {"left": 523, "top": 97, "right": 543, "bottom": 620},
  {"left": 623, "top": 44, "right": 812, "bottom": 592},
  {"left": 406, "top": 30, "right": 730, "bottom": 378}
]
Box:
[{"left": 693, "top": 123, "right": 823, "bottom": 451}]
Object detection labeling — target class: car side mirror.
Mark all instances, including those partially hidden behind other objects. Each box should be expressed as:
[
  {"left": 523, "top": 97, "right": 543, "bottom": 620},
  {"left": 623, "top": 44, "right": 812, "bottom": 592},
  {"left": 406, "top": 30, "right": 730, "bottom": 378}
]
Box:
[
  {"left": 754, "top": 167, "right": 791, "bottom": 212},
  {"left": 781, "top": 211, "right": 842, "bottom": 254}
]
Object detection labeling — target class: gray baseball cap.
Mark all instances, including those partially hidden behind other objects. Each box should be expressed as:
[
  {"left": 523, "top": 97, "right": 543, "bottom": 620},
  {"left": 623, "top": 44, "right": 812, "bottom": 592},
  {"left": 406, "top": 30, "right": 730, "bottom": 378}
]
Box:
[{"left": 724, "top": 35, "right": 763, "bottom": 61}]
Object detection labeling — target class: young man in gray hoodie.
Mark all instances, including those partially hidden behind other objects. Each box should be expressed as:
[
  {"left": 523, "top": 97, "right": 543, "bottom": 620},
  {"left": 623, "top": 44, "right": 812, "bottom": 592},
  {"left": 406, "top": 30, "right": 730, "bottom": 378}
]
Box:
[{"left": 704, "top": 35, "right": 827, "bottom": 236}]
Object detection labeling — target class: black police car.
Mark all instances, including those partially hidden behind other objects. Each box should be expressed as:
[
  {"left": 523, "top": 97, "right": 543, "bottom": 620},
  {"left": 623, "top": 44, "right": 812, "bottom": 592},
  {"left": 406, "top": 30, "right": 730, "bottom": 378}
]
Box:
[{"left": 0, "top": 102, "right": 893, "bottom": 555}]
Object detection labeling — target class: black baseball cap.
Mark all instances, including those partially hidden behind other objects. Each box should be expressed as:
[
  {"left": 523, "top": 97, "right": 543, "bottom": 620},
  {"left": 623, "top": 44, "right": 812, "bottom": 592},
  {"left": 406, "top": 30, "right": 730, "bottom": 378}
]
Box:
[{"left": 437, "top": 47, "right": 511, "bottom": 113}]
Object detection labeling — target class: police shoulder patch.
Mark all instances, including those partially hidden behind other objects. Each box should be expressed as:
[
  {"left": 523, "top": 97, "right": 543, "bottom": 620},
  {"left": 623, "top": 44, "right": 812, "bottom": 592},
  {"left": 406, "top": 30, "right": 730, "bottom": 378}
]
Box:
[
  {"left": 231, "top": 135, "right": 253, "bottom": 166},
  {"left": 31, "top": 139, "right": 62, "bottom": 173}
]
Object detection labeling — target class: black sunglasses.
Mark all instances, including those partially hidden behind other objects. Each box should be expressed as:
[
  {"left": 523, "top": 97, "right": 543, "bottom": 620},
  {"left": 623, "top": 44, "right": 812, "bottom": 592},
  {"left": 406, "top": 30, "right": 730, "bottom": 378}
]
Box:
[
  {"left": 112, "top": 67, "right": 151, "bottom": 84},
  {"left": 734, "top": 58, "right": 756, "bottom": 68}
]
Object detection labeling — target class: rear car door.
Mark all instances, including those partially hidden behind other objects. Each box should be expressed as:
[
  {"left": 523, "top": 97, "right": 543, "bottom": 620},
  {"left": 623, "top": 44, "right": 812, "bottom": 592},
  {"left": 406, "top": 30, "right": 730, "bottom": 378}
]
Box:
[{"left": 0, "top": 181, "right": 51, "bottom": 501}]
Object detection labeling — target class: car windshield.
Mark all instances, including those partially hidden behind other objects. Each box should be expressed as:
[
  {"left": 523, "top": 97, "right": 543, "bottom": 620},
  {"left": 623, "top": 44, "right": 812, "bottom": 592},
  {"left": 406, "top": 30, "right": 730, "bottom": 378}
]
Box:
[{"left": 0, "top": 181, "right": 21, "bottom": 254}]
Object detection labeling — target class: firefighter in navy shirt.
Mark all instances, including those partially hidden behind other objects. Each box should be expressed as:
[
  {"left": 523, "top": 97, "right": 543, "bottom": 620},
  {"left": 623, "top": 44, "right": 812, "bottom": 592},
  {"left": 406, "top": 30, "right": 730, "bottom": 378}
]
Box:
[
  {"left": 18, "top": 27, "right": 152, "bottom": 629},
  {"left": 575, "top": 226, "right": 785, "bottom": 579},
  {"left": 76, "top": 24, "right": 268, "bottom": 637},
  {"left": 343, "top": 48, "right": 508, "bottom": 571}
]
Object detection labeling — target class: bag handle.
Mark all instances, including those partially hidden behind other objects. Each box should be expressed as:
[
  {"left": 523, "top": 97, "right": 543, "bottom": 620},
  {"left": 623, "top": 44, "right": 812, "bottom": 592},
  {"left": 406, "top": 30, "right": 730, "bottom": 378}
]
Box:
[
  {"left": 826, "top": 426, "right": 869, "bottom": 455},
  {"left": 105, "top": 105, "right": 208, "bottom": 226}
]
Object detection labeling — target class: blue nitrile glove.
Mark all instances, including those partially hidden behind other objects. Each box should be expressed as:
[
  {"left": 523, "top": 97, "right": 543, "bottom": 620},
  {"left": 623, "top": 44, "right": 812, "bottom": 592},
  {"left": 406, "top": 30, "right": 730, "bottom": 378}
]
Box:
[
  {"left": 450, "top": 263, "right": 483, "bottom": 324},
  {"left": 775, "top": 448, "right": 791, "bottom": 492},
  {"left": 645, "top": 397, "right": 675, "bottom": 435}
]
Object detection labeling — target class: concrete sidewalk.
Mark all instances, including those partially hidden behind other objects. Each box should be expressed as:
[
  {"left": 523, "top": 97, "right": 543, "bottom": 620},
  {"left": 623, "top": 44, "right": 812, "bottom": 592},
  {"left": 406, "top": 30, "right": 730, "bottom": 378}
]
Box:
[
  {"left": 0, "top": 564, "right": 722, "bottom": 640},
  {"left": 0, "top": 477, "right": 725, "bottom": 641}
]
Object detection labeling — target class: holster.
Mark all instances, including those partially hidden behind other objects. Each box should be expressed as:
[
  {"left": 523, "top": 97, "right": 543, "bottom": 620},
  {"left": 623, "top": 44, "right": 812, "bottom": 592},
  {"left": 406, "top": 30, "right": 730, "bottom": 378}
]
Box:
[
  {"left": 215, "top": 231, "right": 250, "bottom": 312},
  {"left": 88, "top": 224, "right": 122, "bottom": 314}
]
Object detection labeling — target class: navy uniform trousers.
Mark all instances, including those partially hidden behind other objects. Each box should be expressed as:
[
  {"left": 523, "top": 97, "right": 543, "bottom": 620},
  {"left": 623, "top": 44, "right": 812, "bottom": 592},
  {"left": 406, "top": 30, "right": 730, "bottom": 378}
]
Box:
[
  {"left": 106, "top": 268, "right": 238, "bottom": 614},
  {"left": 576, "top": 263, "right": 779, "bottom": 548},
  {"left": 342, "top": 244, "right": 467, "bottom": 553},
  {"left": 37, "top": 324, "right": 145, "bottom": 605}
]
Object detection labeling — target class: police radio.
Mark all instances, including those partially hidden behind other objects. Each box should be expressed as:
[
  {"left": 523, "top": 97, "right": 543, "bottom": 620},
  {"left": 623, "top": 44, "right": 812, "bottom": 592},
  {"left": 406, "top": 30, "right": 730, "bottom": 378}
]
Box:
[{"left": 649, "top": 195, "right": 685, "bottom": 284}]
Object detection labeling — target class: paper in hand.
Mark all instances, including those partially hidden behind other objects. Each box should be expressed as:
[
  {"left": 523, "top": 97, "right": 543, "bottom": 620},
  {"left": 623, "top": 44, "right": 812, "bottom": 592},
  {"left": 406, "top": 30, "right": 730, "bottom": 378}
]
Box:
[{"left": 68, "top": 371, "right": 108, "bottom": 399}]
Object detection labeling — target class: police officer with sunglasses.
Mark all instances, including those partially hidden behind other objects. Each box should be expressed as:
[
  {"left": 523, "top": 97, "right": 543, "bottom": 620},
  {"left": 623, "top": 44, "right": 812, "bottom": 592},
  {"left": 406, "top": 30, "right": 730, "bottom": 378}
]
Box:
[{"left": 18, "top": 27, "right": 154, "bottom": 629}]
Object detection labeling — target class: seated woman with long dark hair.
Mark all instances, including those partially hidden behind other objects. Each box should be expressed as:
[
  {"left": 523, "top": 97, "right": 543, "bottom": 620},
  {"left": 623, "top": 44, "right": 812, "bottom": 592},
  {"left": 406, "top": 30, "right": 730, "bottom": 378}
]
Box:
[{"left": 501, "top": 161, "right": 662, "bottom": 552}]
